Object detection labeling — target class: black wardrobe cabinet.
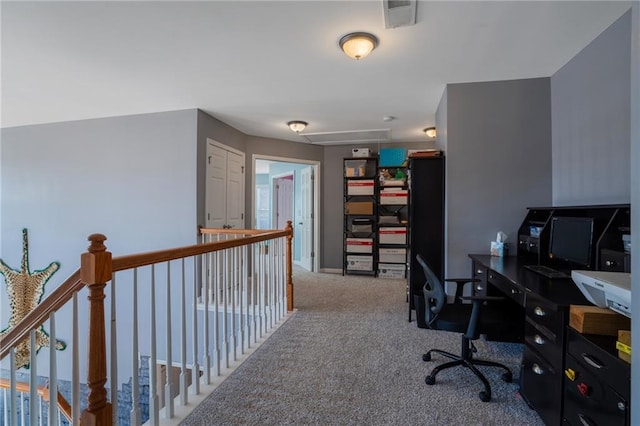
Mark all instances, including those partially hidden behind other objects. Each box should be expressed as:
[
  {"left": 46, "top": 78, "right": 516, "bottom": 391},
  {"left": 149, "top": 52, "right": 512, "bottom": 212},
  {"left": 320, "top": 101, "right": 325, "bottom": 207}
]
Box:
[{"left": 407, "top": 156, "right": 445, "bottom": 327}]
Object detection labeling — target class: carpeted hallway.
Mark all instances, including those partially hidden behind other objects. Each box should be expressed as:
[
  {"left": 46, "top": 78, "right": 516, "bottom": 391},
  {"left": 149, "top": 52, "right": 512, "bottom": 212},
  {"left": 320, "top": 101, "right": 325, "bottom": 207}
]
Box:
[{"left": 180, "top": 268, "right": 544, "bottom": 425}]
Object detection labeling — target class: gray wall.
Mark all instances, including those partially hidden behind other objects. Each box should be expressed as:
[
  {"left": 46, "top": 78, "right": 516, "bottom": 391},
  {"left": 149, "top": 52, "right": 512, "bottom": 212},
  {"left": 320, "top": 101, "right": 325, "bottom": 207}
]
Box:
[
  {"left": 322, "top": 141, "right": 436, "bottom": 270},
  {"left": 630, "top": 3, "right": 638, "bottom": 424},
  {"left": 0, "top": 109, "right": 199, "bottom": 381},
  {"left": 551, "top": 11, "right": 631, "bottom": 206},
  {"left": 442, "top": 78, "right": 553, "bottom": 278}
]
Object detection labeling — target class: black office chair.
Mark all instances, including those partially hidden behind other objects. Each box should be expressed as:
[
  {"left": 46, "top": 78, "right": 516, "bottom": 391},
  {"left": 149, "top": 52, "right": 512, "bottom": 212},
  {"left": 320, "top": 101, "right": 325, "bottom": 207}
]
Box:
[{"left": 416, "top": 254, "right": 513, "bottom": 402}]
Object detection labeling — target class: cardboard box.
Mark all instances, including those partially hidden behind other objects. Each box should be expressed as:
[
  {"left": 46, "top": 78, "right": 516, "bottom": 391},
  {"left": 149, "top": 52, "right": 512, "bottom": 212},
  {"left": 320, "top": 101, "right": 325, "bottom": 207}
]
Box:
[
  {"left": 378, "top": 263, "right": 406, "bottom": 279},
  {"left": 379, "top": 227, "right": 407, "bottom": 245},
  {"left": 347, "top": 179, "right": 375, "bottom": 195},
  {"left": 346, "top": 255, "right": 373, "bottom": 271},
  {"left": 346, "top": 238, "right": 373, "bottom": 253},
  {"left": 345, "top": 201, "right": 373, "bottom": 215},
  {"left": 569, "top": 305, "right": 631, "bottom": 336},
  {"left": 379, "top": 248, "right": 406, "bottom": 263},
  {"left": 380, "top": 189, "right": 408, "bottom": 205},
  {"left": 617, "top": 330, "right": 631, "bottom": 363}
]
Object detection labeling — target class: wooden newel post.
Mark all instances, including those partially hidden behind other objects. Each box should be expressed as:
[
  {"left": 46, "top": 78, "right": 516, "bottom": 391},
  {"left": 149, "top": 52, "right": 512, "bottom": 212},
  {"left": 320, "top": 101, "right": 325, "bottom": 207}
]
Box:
[
  {"left": 285, "top": 221, "right": 294, "bottom": 312},
  {"left": 80, "top": 234, "right": 113, "bottom": 425}
]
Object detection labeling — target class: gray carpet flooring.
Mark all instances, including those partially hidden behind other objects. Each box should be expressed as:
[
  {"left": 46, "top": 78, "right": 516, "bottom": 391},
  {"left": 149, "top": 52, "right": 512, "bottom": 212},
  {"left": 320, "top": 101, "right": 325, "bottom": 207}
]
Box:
[{"left": 181, "top": 269, "right": 545, "bottom": 425}]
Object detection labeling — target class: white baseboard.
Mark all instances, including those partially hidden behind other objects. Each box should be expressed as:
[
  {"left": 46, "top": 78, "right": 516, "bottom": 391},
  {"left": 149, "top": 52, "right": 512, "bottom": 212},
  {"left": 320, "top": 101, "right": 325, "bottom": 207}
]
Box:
[{"left": 319, "top": 268, "right": 342, "bottom": 274}]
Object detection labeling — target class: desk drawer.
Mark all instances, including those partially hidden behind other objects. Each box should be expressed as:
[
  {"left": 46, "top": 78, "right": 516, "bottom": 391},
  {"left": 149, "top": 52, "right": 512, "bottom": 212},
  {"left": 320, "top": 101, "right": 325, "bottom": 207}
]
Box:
[
  {"left": 525, "top": 294, "right": 564, "bottom": 340},
  {"left": 564, "top": 353, "right": 628, "bottom": 426},
  {"left": 472, "top": 263, "right": 488, "bottom": 296},
  {"left": 567, "top": 329, "right": 630, "bottom": 399},
  {"left": 488, "top": 271, "right": 525, "bottom": 305},
  {"left": 525, "top": 319, "right": 562, "bottom": 366},
  {"left": 521, "top": 346, "right": 563, "bottom": 426}
]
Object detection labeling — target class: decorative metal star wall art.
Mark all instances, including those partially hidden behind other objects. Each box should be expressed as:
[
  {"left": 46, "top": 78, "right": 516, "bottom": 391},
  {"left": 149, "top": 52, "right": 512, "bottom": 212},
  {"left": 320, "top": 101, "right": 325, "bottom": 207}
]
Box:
[{"left": 0, "top": 229, "right": 65, "bottom": 369}]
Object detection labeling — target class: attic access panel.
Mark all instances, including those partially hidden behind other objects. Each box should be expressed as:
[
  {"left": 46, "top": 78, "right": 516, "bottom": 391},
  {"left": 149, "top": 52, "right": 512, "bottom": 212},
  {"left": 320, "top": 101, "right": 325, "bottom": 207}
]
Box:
[{"left": 300, "top": 129, "right": 391, "bottom": 145}]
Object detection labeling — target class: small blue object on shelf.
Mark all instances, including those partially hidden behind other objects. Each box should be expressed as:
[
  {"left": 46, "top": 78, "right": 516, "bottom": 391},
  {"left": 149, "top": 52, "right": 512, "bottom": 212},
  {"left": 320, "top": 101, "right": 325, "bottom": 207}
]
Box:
[{"left": 379, "top": 148, "right": 407, "bottom": 167}]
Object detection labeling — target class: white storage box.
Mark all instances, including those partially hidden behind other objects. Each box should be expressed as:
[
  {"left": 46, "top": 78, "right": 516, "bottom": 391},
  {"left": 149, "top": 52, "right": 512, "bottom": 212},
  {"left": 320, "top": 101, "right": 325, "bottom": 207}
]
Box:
[
  {"left": 379, "top": 227, "right": 407, "bottom": 245},
  {"left": 379, "top": 248, "right": 406, "bottom": 263},
  {"left": 346, "top": 238, "right": 373, "bottom": 253},
  {"left": 352, "top": 148, "right": 372, "bottom": 158},
  {"left": 346, "top": 255, "right": 373, "bottom": 271},
  {"left": 347, "top": 179, "right": 375, "bottom": 195},
  {"left": 380, "top": 189, "right": 408, "bottom": 205},
  {"left": 378, "top": 263, "right": 406, "bottom": 279}
]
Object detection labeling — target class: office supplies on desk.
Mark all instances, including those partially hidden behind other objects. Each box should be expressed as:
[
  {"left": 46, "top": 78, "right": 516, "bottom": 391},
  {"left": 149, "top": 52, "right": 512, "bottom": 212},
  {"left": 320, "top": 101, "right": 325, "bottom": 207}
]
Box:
[
  {"left": 523, "top": 264, "right": 570, "bottom": 279},
  {"left": 571, "top": 270, "right": 631, "bottom": 318}
]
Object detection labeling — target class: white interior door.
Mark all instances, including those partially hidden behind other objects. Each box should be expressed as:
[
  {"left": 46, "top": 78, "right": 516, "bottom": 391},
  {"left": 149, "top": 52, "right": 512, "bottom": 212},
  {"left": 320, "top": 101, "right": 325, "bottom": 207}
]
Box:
[
  {"left": 273, "top": 175, "right": 294, "bottom": 230},
  {"left": 225, "top": 150, "right": 245, "bottom": 229},
  {"left": 206, "top": 141, "right": 245, "bottom": 229},
  {"left": 299, "top": 166, "right": 314, "bottom": 271}
]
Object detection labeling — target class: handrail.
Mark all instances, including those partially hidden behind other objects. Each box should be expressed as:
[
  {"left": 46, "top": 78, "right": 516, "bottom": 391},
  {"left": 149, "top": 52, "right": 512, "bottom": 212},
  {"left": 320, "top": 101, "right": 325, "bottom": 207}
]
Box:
[
  {"left": 0, "top": 270, "right": 83, "bottom": 360},
  {"left": 1, "top": 223, "right": 294, "bottom": 425},
  {"left": 0, "top": 378, "right": 73, "bottom": 422},
  {"left": 113, "top": 229, "right": 289, "bottom": 272},
  {"left": 1, "top": 228, "right": 292, "bottom": 360}
]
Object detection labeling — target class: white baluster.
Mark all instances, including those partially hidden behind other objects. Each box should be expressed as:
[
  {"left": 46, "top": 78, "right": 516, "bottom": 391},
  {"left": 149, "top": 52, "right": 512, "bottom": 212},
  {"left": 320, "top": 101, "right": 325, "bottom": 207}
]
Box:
[
  {"left": 212, "top": 250, "right": 220, "bottom": 377},
  {"left": 179, "top": 258, "right": 188, "bottom": 406},
  {"left": 29, "top": 330, "right": 38, "bottom": 426},
  {"left": 9, "top": 348, "right": 16, "bottom": 426},
  {"left": 202, "top": 253, "right": 210, "bottom": 385},
  {"left": 222, "top": 248, "right": 229, "bottom": 369},
  {"left": 241, "top": 245, "right": 248, "bottom": 353},
  {"left": 231, "top": 246, "right": 237, "bottom": 362},
  {"left": 191, "top": 257, "right": 200, "bottom": 396},
  {"left": 48, "top": 313, "right": 57, "bottom": 426},
  {"left": 71, "top": 293, "right": 79, "bottom": 426},
  {"left": 149, "top": 265, "right": 158, "bottom": 426},
  {"left": 20, "top": 385, "right": 25, "bottom": 426},
  {"left": 165, "top": 262, "right": 173, "bottom": 419},
  {"left": 130, "top": 269, "right": 140, "bottom": 425}
]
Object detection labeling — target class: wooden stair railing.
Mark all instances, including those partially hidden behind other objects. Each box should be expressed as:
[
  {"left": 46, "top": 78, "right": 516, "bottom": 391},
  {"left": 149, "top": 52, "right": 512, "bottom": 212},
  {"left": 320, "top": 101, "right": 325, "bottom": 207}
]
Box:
[
  {"left": 0, "top": 378, "right": 73, "bottom": 422},
  {"left": 0, "top": 222, "right": 294, "bottom": 425}
]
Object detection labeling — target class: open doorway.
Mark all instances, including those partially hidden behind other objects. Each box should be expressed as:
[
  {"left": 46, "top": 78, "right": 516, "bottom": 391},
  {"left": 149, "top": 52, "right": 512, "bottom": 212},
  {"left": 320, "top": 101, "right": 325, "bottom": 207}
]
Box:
[{"left": 252, "top": 155, "right": 320, "bottom": 272}]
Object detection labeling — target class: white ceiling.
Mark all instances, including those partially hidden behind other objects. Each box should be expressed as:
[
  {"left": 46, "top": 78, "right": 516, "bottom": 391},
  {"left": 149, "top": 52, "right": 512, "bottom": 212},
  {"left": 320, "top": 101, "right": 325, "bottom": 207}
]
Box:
[{"left": 0, "top": 1, "right": 631, "bottom": 143}]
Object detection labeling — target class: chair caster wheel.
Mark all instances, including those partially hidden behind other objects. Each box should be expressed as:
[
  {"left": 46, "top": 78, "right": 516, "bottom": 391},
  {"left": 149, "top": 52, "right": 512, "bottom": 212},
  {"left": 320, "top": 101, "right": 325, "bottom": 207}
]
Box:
[
  {"left": 479, "top": 391, "right": 491, "bottom": 402},
  {"left": 502, "top": 372, "right": 513, "bottom": 383},
  {"left": 425, "top": 375, "right": 435, "bottom": 385},
  {"left": 422, "top": 353, "right": 431, "bottom": 362}
]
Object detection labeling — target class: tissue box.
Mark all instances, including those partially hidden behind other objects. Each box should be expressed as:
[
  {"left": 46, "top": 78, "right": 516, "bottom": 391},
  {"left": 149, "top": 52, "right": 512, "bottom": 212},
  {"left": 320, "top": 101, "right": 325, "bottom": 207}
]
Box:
[{"left": 490, "top": 241, "right": 508, "bottom": 257}]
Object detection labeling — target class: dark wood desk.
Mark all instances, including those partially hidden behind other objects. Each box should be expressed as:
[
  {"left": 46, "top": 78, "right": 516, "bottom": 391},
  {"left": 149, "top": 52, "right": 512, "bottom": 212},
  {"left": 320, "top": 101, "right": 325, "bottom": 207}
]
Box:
[{"left": 469, "top": 254, "right": 589, "bottom": 426}]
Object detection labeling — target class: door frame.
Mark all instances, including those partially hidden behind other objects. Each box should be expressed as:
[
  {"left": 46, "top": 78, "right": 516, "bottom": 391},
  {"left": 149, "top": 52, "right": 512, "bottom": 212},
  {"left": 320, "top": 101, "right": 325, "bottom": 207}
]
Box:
[{"left": 251, "top": 154, "right": 321, "bottom": 273}]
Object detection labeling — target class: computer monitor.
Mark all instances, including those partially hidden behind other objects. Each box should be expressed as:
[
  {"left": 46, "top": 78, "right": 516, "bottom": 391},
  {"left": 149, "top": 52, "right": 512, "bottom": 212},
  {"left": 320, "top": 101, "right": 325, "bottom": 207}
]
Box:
[{"left": 548, "top": 216, "right": 594, "bottom": 268}]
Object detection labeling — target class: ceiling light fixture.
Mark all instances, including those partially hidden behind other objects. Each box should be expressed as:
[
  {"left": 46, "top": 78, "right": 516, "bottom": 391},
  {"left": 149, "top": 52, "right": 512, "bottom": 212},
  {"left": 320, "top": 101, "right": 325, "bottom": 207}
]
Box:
[
  {"left": 287, "top": 120, "right": 308, "bottom": 133},
  {"left": 339, "top": 32, "right": 378, "bottom": 60},
  {"left": 423, "top": 127, "right": 437, "bottom": 138}
]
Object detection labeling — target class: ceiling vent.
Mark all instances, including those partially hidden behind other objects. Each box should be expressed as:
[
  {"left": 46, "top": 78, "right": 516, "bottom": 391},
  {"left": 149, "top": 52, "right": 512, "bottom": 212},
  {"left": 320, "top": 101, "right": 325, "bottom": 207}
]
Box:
[
  {"left": 382, "top": 0, "right": 417, "bottom": 29},
  {"left": 300, "top": 129, "right": 391, "bottom": 145}
]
